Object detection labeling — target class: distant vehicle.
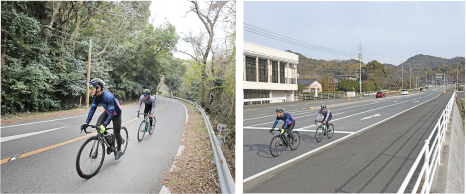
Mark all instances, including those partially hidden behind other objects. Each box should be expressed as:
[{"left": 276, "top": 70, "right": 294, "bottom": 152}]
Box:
[
  {"left": 422, "top": 88, "right": 427, "bottom": 92},
  {"left": 401, "top": 89, "right": 409, "bottom": 95},
  {"left": 376, "top": 92, "right": 385, "bottom": 98}
]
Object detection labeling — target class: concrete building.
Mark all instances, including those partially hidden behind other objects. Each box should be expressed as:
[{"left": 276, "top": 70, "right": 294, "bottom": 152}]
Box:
[{"left": 243, "top": 41, "right": 298, "bottom": 104}]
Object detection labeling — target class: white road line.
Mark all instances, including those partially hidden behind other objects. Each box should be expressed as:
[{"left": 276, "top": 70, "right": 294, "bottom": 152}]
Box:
[
  {"left": 1, "top": 115, "right": 86, "bottom": 129},
  {"left": 180, "top": 101, "right": 189, "bottom": 124},
  {"left": 1, "top": 126, "right": 68, "bottom": 143},
  {"left": 360, "top": 113, "right": 381, "bottom": 120},
  {"left": 244, "top": 127, "right": 355, "bottom": 134},
  {"left": 243, "top": 92, "right": 441, "bottom": 183},
  {"left": 249, "top": 112, "right": 345, "bottom": 127}
]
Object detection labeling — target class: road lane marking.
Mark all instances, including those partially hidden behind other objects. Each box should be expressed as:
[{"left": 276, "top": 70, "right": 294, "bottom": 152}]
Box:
[
  {"left": 242, "top": 127, "right": 355, "bottom": 134},
  {"left": 1, "top": 126, "right": 68, "bottom": 143},
  {"left": 248, "top": 112, "right": 345, "bottom": 127},
  {"left": 360, "top": 113, "right": 381, "bottom": 120},
  {"left": 0, "top": 100, "right": 170, "bottom": 165},
  {"left": 243, "top": 91, "right": 442, "bottom": 183},
  {"left": 1, "top": 115, "right": 87, "bottom": 129}
]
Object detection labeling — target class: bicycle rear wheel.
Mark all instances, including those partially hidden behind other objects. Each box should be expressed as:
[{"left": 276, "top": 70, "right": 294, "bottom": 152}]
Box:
[
  {"left": 137, "top": 120, "right": 146, "bottom": 142},
  {"left": 269, "top": 135, "right": 284, "bottom": 157},
  {"left": 76, "top": 136, "right": 105, "bottom": 179},
  {"left": 327, "top": 124, "right": 334, "bottom": 139},
  {"left": 315, "top": 126, "right": 324, "bottom": 143},
  {"left": 289, "top": 131, "right": 301, "bottom": 151}
]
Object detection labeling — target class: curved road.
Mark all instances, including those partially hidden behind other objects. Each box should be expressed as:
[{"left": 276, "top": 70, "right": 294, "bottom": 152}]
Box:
[{"left": 1, "top": 96, "right": 185, "bottom": 193}]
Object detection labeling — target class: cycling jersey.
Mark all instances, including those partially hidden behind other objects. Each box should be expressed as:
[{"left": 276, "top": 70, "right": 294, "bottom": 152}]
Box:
[
  {"left": 137, "top": 95, "right": 156, "bottom": 114},
  {"left": 272, "top": 113, "right": 295, "bottom": 129},
  {"left": 316, "top": 108, "right": 331, "bottom": 121},
  {"left": 85, "top": 91, "right": 122, "bottom": 126}
]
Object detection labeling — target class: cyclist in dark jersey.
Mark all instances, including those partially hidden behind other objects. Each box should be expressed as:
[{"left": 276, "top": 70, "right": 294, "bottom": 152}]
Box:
[
  {"left": 269, "top": 107, "right": 296, "bottom": 144},
  {"left": 315, "top": 104, "right": 332, "bottom": 133},
  {"left": 81, "top": 78, "right": 123, "bottom": 160}
]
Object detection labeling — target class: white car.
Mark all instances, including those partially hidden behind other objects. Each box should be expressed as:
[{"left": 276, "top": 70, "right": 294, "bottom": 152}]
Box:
[{"left": 401, "top": 89, "right": 409, "bottom": 95}]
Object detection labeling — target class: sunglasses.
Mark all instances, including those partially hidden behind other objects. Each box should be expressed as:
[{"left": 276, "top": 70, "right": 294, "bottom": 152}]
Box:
[
  {"left": 144, "top": 95, "right": 149, "bottom": 97},
  {"left": 89, "top": 86, "right": 95, "bottom": 90}
]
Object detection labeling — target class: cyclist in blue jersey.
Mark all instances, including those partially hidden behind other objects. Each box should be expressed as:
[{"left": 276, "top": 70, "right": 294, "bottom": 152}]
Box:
[
  {"left": 80, "top": 78, "right": 124, "bottom": 160},
  {"left": 137, "top": 89, "right": 156, "bottom": 132},
  {"left": 269, "top": 107, "right": 296, "bottom": 144},
  {"left": 315, "top": 104, "right": 332, "bottom": 134}
]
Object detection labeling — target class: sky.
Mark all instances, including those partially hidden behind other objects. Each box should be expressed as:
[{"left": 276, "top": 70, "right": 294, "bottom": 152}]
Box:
[
  {"left": 148, "top": 1, "right": 229, "bottom": 60},
  {"left": 244, "top": 1, "right": 465, "bottom": 66}
]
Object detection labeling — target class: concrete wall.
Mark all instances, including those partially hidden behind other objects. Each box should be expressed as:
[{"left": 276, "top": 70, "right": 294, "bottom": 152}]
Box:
[{"left": 270, "top": 90, "right": 287, "bottom": 103}]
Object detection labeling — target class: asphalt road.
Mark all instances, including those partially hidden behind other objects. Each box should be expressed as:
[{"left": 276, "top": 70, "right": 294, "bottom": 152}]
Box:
[
  {"left": 244, "top": 87, "right": 453, "bottom": 192},
  {"left": 1, "top": 96, "right": 185, "bottom": 193}
]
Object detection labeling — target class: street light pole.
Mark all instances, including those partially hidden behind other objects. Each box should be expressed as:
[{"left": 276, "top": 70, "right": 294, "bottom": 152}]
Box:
[{"left": 402, "top": 64, "right": 403, "bottom": 90}]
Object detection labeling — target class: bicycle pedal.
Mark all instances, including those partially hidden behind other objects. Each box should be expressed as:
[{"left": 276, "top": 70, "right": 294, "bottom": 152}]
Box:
[{"left": 107, "top": 147, "right": 113, "bottom": 155}]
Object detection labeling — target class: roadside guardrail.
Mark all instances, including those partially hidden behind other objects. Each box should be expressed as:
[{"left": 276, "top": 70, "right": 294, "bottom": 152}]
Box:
[
  {"left": 397, "top": 91, "right": 456, "bottom": 194},
  {"left": 162, "top": 95, "right": 235, "bottom": 193}
]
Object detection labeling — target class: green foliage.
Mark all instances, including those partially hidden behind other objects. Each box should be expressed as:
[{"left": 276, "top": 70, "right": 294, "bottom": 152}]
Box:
[
  {"left": 1, "top": 1, "right": 181, "bottom": 114},
  {"left": 298, "top": 83, "right": 304, "bottom": 92}
]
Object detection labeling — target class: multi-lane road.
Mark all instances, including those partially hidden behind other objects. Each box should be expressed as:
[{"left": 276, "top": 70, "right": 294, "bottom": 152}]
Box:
[
  {"left": 244, "top": 87, "right": 454, "bottom": 192},
  {"left": 1, "top": 96, "right": 185, "bottom": 193}
]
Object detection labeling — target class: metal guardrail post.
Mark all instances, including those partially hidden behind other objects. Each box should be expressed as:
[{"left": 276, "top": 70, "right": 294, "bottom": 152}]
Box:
[{"left": 423, "top": 139, "right": 430, "bottom": 193}]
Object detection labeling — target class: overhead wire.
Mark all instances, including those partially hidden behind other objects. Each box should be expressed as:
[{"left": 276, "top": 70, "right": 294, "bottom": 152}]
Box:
[{"left": 245, "top": 24, "right": 356, "bottom": 58}]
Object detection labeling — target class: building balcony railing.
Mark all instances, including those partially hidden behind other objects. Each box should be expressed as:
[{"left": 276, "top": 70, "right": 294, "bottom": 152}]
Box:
[
  {"left": 246, "top": 74, "right": 256, "bottom": 82},
  {"left": 280, "top": 77, "right": 287, "bottom": 84},
  {"left": 259, "top": 75, "right": 268, "bottom": 82},
  {"left": 270, "top": 76, "right": 278, "bottom": 83}
]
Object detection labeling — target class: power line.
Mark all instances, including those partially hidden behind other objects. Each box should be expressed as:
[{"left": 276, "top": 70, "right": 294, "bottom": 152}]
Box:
[{"left": 245, "top": 23, "right": 358, "bottom": 58}]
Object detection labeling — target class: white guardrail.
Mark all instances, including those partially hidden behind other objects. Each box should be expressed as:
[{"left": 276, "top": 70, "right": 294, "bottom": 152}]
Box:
[
  {"left": 397, "top": 91, "right": 456, "bottom": 194},
  {"left": 163, "top": 95, "right": 235, "bottom": 193}
]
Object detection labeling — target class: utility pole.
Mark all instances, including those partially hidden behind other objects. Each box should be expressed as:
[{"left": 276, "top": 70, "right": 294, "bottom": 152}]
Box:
[
  {"left": 86, "top": 39, "right": 92, "bottom": 108},
  {"left": 359, "top": 42, "right": 362, "bottom": 97},
  {"left": 457, "top": 63, "right": 459, "bottom": 91},
  {"left": 409, "top": 65, "right": 411, "bottom": 90},
  {"left": 402, "top": 62, "right": 403, "bottom": 90}
]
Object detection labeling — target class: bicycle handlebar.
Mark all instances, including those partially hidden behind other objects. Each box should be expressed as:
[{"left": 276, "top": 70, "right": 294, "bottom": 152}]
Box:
[{"left": 81, "top": 124, "right": 113, "bottom": 134}]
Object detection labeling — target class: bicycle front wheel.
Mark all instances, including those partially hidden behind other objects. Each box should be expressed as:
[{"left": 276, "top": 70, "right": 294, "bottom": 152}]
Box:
[
  {"left": 76, "top": 136, "right": 105, "bottom": 179},
  {"left": 269, "top": 135, "right": 284, "bottom": 157},
  {"left": 327, "top": 124, "right": 334, "bottom": 139},
  {"left": 315, "top": 126, "right": 324, "bottom": 143},
  {"left": 137, "top": 120, "right": 146, "bottom": 142},
  {"left": 149, "top": 117, "right": 155, "bottom": 135},
  {"left": 120, "top": 127, "right": 129, "bottom": 154},
  {"left": 289, "top": 131, "right": 301, "bottom": 151}
]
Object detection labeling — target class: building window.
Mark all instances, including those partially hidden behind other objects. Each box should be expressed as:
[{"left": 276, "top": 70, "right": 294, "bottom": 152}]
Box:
[
  {"left": 246, "top": 56, "right": 256, "bottom": 81},
  {"left": 290, "top": 63, "right": 296, "bottom": 84},
  {"left": 244, "top": 90, "right": 270, "bottom": 105},
  {"left": 271, "top": 61, "right": 278, "bottom": 83},
  {"left": 259, "top": 58, "right": 268, "bottom": 82},
  {"left": 280, "top": 62, "right": 286, "bottom": 84}
]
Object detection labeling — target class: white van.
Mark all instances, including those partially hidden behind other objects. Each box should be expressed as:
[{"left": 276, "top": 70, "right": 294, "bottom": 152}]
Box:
[{"left": 401, "top": 89, "right": 409, "bottom": 95}]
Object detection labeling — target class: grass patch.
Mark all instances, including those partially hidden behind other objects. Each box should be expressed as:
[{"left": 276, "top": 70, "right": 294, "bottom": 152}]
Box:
[
  {"left": 197, "top": 127, "right": 207, "bottom": 134},
  {"left": 167, "top": 181, "right": 178, "bottom": 186}
]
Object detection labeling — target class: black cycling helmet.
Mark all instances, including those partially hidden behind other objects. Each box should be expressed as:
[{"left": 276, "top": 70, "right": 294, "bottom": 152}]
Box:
[
  {"left": 90, "top": 78, "right": 105, "bottom": 90},
  {"left": 321, "top": 104, "right": 327, "bottom": 109},
  {"left": 143, "top": 89, "right": 151, "bottom": 95},
  {"left": 276, "top": 107, "right": 284, "bottom": 113}
]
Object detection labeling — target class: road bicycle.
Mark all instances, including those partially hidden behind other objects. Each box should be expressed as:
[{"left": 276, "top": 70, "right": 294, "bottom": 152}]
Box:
[
  {"left": 76, "top": 124, "right": 129, "bottom": 179},
  {"left": 269, "top": 129, "right": 301, "bottom": 157},
  {"left": 315, "top": 121, "right": 334, "bottom": 143},
  {"left": 137, "top": 113, "right": 156, "bottom": 142}
]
